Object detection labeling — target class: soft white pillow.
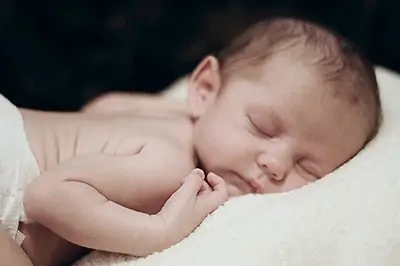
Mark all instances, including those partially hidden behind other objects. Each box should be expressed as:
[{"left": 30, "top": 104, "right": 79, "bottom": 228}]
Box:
[{"left": 74, "top": 67, "right": 400, "bottom": 266}]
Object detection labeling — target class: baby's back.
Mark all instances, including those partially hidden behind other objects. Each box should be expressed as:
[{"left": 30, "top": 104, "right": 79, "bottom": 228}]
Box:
[
  {"left": 21, "top": 108, "right": 194, "bottom": 171},
  {"left": 19, "top": 108, "right": 195, "bottom": 266}
]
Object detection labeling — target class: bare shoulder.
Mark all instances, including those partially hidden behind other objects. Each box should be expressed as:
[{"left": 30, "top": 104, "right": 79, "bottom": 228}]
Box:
[
  {"left": 109, "top": 113, "right": 196, "bottom": 181},
  {"left": 141, "top": 137, "right": 196, "bottom": 181},
  {"left": 124, "top": 138, "right": 195, "bottom": 213}
]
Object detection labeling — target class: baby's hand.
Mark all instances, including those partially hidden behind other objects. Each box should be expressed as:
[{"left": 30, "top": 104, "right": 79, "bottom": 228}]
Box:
[{"left": 155, "top": 169, "right": 228, "bottom": 249}]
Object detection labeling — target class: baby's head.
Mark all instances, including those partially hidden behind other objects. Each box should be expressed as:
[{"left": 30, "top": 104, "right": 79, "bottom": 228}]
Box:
[{"left": 188, "top": 17, "right": 381, "bottom": 197}]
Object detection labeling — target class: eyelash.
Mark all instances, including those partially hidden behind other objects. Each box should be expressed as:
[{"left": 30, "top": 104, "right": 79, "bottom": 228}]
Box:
[
  {"left": 247, "top": 116, "right": 271, "bottom": 138},
  {"left": 296, "top": 163, "right": 318, "bottom": 179},
  {"left": 246, "top": 115, "right": 320, "bottom": 179}
]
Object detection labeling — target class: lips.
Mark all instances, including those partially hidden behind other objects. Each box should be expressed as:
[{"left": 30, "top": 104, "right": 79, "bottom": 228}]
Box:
[
  {"left": 226, "top": 171, "right": 263, "bottom": 194},
  {"left": 245, "top": 178, "right": 264, "bottom": 193},
  {"left": 235, "top": 173, "right": 261, "bottom": 193}
]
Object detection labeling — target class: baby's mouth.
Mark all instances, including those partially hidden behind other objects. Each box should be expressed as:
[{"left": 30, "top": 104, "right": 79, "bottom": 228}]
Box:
[
  {"left": 244, "top": 178, "right": 263, "bottom": 194},
  {"left": 232, "top": 171, "right": 260, "bottom": 194}
]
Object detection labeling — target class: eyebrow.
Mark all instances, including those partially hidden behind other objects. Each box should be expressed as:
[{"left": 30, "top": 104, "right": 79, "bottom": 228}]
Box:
[{"left": 247, "top": 105, "right": 285, "bottom": 133}]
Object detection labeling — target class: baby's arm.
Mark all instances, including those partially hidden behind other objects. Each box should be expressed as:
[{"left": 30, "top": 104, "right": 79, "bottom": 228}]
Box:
[
  {"left": 0, "top": 227, "right": 33, "bottom": 266},
  {"left": 23, "top": 151, "right": 227, "bottom": 256}
]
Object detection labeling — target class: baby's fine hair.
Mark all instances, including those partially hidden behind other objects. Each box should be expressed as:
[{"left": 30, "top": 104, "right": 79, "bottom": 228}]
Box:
[{"left": 217, "top": 17, "right": 382, "bottom": 143}]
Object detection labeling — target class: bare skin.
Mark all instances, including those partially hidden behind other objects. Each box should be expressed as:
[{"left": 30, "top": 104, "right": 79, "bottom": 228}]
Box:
[
  {"left": 17, "top": 107, "right": 227, "bottom": 266},
  {"left": 4, "top": 52, "right": 371, "bottom": 266},
  {"left": 0, "top": 227, "right": 33, "bottom": 266}
]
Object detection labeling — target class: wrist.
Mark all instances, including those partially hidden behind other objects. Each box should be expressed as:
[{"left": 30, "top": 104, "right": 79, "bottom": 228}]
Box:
[{"left": 134, "top": 215, "right": 169, "bottom": 257}]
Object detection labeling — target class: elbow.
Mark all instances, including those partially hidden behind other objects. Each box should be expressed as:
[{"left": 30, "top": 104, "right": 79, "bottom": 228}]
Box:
[{"left": 23, "top": 179, "right": 95, "bottom": 247}]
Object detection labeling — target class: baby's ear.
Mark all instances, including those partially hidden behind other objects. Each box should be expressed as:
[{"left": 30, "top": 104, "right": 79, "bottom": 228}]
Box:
[{"left": 187, "top": 56, "right": 222, "bottom": 118}]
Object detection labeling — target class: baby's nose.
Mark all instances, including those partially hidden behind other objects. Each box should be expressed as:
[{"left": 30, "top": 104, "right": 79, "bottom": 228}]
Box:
[{"left": 256, "top": 153, "right": 289, "bottom": 181}]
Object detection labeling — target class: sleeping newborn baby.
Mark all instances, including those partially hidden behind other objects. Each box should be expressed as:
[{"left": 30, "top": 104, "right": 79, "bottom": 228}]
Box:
[{"left": 0, "top": 17, "right": 381, "bottom": 266}]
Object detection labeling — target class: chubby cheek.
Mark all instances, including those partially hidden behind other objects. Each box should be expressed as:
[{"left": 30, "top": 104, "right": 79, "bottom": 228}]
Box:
[{"left": 194, "top": 116, "right": 252, "bottom": 173}]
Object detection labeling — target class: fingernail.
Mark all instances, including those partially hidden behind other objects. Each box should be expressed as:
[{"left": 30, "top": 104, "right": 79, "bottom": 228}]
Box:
[
  {"left": 192, "top": 168, "right": 204, "bottom": 178},
  {"left": 208, "top": 172, "right": 217, "bottom": 177}
]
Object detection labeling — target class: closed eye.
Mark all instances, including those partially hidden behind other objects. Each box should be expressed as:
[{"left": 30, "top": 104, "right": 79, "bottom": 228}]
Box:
[
  {"left": 296, "top": 162, "right": 320, "bottom": 181},
  {"left": 247, "top": 115, "right": 272, "bottom": 138}
]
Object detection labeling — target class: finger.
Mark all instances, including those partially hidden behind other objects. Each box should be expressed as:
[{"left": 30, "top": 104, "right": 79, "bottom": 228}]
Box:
[
  {"left": 175, "top": 168, "right": 205, "bottom": 199},
  {"left": 198, "top": 180, "right": 212, "bottom": 196},
  {"left": 197, "top": 173, "right": 229, "bottom": 213},
  {"left": 159, "top": 169, "right": 205, "bottom": 218},
  {"left": 207, "top": 172, "right": 227, "bottom": 193}
]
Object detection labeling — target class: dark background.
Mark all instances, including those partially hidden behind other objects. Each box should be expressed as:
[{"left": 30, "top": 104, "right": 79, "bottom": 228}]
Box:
[{"left": 1, "top": 0, "right": 399, "bottom": 111}]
